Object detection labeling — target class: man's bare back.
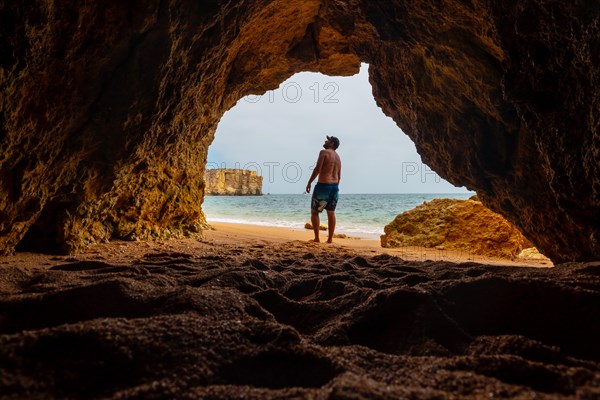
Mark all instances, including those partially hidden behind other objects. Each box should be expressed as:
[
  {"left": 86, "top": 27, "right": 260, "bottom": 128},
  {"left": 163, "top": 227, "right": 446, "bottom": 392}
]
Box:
[{"left": 316, "top": 149, "right": 341, "bottom": 184}]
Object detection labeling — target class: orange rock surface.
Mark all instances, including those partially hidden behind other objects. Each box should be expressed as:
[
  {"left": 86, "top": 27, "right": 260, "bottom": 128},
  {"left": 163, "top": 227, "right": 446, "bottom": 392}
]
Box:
[
  {"left": 381, "top": 198, "right": 533, "bottom": 259},
  {"left": 0, "top": 1, "right": 598, "bottom": 262},
  {"left": 204, "top": 169, "right": 262, "bottom": 195}
]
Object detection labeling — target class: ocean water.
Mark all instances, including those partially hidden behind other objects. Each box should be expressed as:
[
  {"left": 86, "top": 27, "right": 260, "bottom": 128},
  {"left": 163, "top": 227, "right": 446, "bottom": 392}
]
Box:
[{"left": 202, "top": 193, "right": 474, "bottom": 239}]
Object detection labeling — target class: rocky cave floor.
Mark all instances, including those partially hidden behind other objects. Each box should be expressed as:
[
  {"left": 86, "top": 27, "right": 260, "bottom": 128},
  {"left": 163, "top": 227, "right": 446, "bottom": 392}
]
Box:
[{"left": 0, "top": 239, "right": 599, "bottom": 399}]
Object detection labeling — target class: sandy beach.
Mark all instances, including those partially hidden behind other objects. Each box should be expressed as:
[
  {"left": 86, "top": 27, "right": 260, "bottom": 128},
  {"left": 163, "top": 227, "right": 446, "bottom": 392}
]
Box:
[
  {"left": 206, "top": 222, "right": 555, "bottom": 267},
  {"left": 0, "top": 221, "right": 553, "bottom": 271},
  {"left": 2, "top": 222, "right": 599, "bottom": 399}
]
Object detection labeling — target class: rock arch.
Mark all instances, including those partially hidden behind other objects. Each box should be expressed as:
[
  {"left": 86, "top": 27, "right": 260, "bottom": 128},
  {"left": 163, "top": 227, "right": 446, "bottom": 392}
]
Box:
[{"left": 0, "top": 0, "right": 598, "bottom": 262}]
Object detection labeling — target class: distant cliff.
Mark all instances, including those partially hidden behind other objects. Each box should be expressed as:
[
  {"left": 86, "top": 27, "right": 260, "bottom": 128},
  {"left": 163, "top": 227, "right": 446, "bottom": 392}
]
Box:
[{"left": 204, "top": 169, "right": 262, "bottom": 196}]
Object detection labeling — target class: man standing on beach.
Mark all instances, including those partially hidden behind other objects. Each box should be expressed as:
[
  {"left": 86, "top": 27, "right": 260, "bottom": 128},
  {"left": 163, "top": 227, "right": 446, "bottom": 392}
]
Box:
[{"left": 306, "top": 136, "right": 341, "bottom": 243}]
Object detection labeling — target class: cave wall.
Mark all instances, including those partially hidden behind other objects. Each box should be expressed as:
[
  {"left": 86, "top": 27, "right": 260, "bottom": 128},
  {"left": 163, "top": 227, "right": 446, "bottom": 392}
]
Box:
[
  {"left": 0, "top": 0, "right": 598, "bottom": 262},
  {"left": 362, "top": 0, "right": 599, "bottom": 262}
]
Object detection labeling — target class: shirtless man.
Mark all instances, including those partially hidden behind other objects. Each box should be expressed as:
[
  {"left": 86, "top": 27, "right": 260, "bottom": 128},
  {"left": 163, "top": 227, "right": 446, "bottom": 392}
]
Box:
[{"left": 305, "top": 135, "right": 342, "bottom": 243}]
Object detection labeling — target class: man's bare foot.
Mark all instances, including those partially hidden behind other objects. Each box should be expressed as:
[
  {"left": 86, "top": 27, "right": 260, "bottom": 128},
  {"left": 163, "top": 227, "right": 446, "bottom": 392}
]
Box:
[
  {"left": 313, "top": 238, "right": 320, "bottom": 243},
  {"left": 327, "top": 239, "right": 333, "bottom": 243}
]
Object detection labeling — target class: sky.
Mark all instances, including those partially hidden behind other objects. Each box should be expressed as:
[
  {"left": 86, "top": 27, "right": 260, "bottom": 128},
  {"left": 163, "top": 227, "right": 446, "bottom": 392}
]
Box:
[{"left": 208, "top": 63, "right": 472, "bottom": 194}]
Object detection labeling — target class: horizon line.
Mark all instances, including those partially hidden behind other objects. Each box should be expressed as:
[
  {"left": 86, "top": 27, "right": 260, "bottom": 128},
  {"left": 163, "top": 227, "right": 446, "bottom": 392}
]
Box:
[{"left": 214, "top": 192, "right": 476, "bottom": 195}]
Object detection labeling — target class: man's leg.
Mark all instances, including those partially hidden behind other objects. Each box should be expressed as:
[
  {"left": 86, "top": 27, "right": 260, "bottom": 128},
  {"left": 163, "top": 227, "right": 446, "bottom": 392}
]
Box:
[
  {"left": 311, "top": 209, "right": 320, "bottom": 242},
  {"left": 326, "top": 210, "right": 336, "bottom": 243}
]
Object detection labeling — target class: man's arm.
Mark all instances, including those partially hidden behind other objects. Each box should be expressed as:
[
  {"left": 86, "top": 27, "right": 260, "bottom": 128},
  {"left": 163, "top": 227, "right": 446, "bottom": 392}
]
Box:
[{"left": 306, "top": 151, "right": 325, "bottom": 193}]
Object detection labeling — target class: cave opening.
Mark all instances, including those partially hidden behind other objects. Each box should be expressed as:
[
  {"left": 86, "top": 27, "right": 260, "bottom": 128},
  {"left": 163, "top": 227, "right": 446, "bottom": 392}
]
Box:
[
  {"left": 203, "top": 63, "right": 472, "bottom": 238},
  {"left": 0, "top": 1, "right": 597, "bottom": 263}
]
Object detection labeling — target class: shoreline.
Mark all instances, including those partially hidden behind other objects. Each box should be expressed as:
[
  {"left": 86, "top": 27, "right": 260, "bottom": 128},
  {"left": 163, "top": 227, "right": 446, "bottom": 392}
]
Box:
[
  {"left": 205, "top": 221, "right": 553, "bottom": 268},
  {"left": 206, "top": 217, "right": 384, "bottom": 240},
  {"left": 202, "top": 192, "right": 477, "bottom": 242}
]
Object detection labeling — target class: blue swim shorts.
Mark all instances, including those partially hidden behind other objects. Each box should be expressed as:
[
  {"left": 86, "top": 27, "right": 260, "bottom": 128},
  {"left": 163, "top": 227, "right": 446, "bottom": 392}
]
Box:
[{"left": 311, "top": 183, "right": 339, "bottom": 212}]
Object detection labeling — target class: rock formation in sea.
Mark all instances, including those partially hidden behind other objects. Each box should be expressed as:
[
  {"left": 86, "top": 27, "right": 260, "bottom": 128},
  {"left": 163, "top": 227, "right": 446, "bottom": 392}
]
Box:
[
  {"left": 304, "top": 222, "right": 327, "bottom": 231},
  {"left": 381, "top": 198, "right": 534, "bottom": 259},
  {"left": 204, "top": 169, "right": 262, "bottom": 196},
  {"left": 0, "top": 1, "right": 598, "bottom": 262}
]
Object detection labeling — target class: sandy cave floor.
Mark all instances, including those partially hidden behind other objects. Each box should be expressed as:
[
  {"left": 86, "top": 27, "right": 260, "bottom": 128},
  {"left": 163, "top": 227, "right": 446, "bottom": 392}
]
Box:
[{"left": 0, "top": 223, "right": 599, "bottom": 399}]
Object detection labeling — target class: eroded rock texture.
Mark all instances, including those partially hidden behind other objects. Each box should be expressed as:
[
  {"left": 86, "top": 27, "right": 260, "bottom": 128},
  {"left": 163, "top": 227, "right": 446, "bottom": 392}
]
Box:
[
  {"left": 381, "top": 198, "right": 533, "bottom": 259},
  {"left": 0, "top": 1, "right": 598, "bottom": 262},
  {"left": 204, "top": 169, "right": 262, "bottom": 195}
]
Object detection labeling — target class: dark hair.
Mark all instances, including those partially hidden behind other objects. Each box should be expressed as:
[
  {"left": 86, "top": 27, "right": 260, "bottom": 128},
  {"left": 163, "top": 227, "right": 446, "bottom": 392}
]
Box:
[{"left": 326, "top": 135, "right": 340, "bottom": 149}]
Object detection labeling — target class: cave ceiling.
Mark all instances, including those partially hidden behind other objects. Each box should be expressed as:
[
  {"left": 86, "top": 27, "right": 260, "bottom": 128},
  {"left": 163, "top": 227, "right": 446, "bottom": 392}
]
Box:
[{"left": 0, "top": 0, "right": 598, "bottom": 263}]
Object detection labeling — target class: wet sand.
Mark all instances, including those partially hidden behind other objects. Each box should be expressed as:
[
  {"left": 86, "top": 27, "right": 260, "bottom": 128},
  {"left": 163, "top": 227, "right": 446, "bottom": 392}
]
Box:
[{"left": 1, "top": 222, "right": 599, "bottom": 399}]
